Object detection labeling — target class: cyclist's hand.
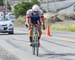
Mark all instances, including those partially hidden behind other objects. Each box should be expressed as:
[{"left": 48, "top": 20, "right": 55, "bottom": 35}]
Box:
[
  {"left": 25, "top": 23, "right": 32, "bottom": 30},
  {"left": 43, "top": 24, "right": 45, "bottom": 30},
  {"left": 25, "top": 23, "right": 29, "bottom": 28},
  {"left": 25, "top": 24, "right": 28, "bottom": 28}
]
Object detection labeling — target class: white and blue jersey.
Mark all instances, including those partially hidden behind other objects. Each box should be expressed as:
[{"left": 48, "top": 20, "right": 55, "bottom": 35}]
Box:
[{"left": 26, "top": 9, "right": 44, "bottom": 24}]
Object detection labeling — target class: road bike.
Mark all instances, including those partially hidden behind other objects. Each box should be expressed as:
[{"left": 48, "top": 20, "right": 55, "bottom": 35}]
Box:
[{"left": 32, "top": 24, "right": 39, "bottom": 56}]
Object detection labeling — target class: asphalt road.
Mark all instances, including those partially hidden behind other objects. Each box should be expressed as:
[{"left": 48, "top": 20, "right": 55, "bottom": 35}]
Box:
[{"left": 0, "top": 26, "right": 75, "bottom": 60}]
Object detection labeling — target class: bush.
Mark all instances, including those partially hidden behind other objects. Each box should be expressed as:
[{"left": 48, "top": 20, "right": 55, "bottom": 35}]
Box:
[
  {"left": 7, "top": 1, "right": 11, "bottom": 11},
  {"left": 14, "top": 2, "right": 34, "bottom": 18},
  {"left": 0, "top": 0, "right": 3, "bottom": 6},
  {"left": 14, "top": 0, "right": 42, "bottom": 18},
  {"left": 42, "top": 9, "right": 46, "bottom": 13}
]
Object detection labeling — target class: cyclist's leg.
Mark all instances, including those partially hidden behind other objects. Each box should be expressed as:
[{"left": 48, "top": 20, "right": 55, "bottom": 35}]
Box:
[
  {"left": 38, "top": 26, "right": 42, "bottom": 42},
  {"left": 29, "top": 26, "right": 33, "bottom": 46},
  {"left": 37, "top": 26, "right": 42, "bottom": 47}
]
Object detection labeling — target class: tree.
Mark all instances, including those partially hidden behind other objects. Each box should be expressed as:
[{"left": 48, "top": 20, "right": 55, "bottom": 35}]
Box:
[
  {"left": 7, "top": 0, "right": 11, "bottom": 11},
  {"left": 0, "top": 0, "right": 3, "bottom": 6},
  {"left": 14, "top": 2, "right": 34, "bottom": 18}
]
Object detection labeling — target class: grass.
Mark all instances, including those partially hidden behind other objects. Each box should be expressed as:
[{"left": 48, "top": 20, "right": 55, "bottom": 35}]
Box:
[
  {"left": 14, "top": 16, "right": 25, "bottom": 25},
  {"left": 51, "top": 24, "right": 75, "bottom": 32},
  {"left": 14, "top": 16, "right": 75, "bottom": 32}
]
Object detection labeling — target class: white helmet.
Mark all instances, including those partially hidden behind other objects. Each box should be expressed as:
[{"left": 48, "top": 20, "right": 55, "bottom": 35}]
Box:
[{"left": 32, "top": 4, "right": 40, "bottom": 11}]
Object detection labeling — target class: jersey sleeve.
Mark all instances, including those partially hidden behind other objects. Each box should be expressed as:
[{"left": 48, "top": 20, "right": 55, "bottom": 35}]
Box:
[
  {"left": 26, "top": 9, "right": 32, "bottom": 19},
  {"left": 40, "top": 9, "right": 44, "bottom": 19}
]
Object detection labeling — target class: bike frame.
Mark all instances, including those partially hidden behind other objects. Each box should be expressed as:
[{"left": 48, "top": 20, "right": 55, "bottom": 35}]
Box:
[{"left": 32, "top": 24, "right": 39, "bottom": 56}]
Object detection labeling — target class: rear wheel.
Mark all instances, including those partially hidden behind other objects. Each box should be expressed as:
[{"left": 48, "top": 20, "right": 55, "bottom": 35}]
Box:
[
  {"left": 36, "top": 47, "right": 39, "bottom": 56},
  {"left": 36, "top": 37, "right": 39, "bottom": 56}
]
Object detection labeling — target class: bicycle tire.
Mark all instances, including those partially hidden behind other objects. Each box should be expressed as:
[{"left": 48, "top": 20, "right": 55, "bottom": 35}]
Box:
[
  {"left": 35, "top": 35, "right": 39, "bottom": 56},
  {"left": 36, "top": 40, "right": 39, "bottom": 56},
  {"left": 33, "top": 47, "right": 35, "bottom": 55},
  {"left": 32, "top": 36, "right": 36, "bottom": 55}
]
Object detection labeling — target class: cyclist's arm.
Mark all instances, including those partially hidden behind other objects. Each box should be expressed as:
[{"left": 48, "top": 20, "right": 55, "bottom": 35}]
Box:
[
  {"left": 25, "top": 15, "right": 30, "bottom": 27},
  {"left": 25, "top": 9, "right": 32, "bottom": 26},
  {"left": 40, "top": 14, "right": 45, "bottom": 30},
  {"left": 39, "top": 9, "right": 45, "bottom": 26},
  {"left": 41, "top": 15, "right": 45, "bottom": 25}
]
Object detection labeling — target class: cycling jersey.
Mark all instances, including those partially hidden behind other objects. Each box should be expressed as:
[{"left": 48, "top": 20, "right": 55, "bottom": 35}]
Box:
[{"left": 26, "top": 9, "right": 44, "bottom": 25}]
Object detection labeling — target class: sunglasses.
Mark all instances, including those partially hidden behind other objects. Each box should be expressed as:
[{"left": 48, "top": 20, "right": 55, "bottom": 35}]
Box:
[{"left": 33, "top": 11, "right": 38, "bottom": 13}]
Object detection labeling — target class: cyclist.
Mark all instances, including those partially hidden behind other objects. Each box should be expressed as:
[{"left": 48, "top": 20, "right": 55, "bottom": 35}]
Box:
[{"left": 25, "top": 4, "right": 45, "bottom": 46}]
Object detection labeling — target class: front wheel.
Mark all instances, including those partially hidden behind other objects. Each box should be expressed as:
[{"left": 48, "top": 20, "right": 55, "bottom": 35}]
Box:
[{"left": 8, "top": 31, "right": 14, "bottom": 34}]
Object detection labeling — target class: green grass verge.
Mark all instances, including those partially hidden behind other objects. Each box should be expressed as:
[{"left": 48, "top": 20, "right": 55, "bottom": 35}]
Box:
[
  {"left": 14, "top": 16, "right": 75, "bottom": 32},
  {"left": 51, "top": 24, "right": 75, "bottom": 32}
]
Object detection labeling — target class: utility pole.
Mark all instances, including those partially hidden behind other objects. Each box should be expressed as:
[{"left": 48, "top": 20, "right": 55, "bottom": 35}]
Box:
[
  {"left": 47, "top": 0, "right": 49, "bottom": 12},
  {"left": 3, "top": 0, "right": 7, "bottom": 13},
  {"left": 5, "top": 0, "right": 7, "bottom": 13},
  {"left": 3, "top": 0, "right": 6, "bottom": 19}
]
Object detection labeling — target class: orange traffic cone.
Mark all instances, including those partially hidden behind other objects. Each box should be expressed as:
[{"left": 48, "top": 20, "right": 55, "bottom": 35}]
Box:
[{"left": 46, "top": 25, "right": 51, "bottom": 38}]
